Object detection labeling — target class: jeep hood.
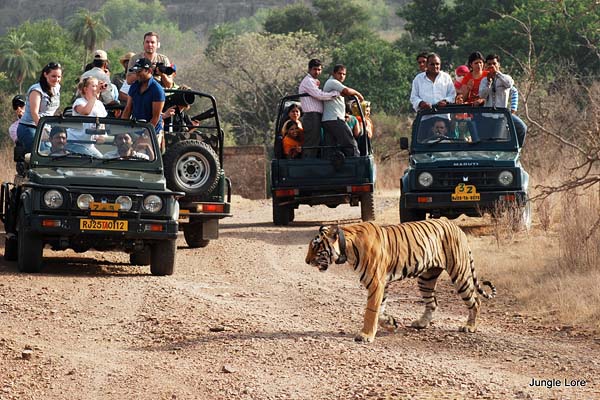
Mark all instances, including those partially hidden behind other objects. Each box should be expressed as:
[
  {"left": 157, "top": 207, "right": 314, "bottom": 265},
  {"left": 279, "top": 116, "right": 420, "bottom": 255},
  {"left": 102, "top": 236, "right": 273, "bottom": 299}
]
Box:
[
  {"left": 411, "top": 151, "right": 520, "bottom": 168},
  {"left": 29, "top": 167, "right": 167, "bottom": 190}
]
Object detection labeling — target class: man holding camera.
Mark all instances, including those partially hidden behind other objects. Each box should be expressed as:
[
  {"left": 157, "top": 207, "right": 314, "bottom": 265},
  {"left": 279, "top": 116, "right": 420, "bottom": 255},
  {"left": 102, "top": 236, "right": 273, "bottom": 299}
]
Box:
[
  {"left": 126, "top": 31, "right": 174, "bottom": 88},
  {"left": 121, "top": 58, "right": 166, "bottom": 150},
  {"left": 80, "top": 50, "right": 119, "bottom": 106}
]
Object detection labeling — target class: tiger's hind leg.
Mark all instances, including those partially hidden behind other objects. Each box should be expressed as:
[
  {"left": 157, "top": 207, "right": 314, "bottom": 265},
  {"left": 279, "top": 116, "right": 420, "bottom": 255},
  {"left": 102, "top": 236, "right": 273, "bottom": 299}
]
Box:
[
  {"left": 411, "top": 267, "right": 443, "bottom": 329},
  {"left": 378, "top": 285, "right": 399, "bottom": 333},
  {"left": 452, "top": 272, "right": 480, "bottom": 333}
]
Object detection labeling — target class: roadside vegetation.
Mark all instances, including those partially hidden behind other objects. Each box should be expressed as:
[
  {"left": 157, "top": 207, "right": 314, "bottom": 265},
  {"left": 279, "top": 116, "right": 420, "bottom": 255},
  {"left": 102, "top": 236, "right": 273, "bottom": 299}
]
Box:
[{"left": 0, "top": 0, "right": 598, "bottom": 329}]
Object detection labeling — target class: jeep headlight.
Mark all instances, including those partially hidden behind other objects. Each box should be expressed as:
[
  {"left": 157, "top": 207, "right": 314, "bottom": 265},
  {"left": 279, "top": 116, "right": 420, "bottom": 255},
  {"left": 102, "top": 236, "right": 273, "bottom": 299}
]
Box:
[
  {"left": 498, "top": 171, "right": 514, "bottom": 186},
  {"left": 417, "top": 172, "right": 434, "bottom": 188},
  {"left": 115, "top": 196, "right": 133, "bottom": 211},
  {"left": 43, "top": 190, "right": 63, "bottom": 208},
  {"left": 77, "top": 194, "right": 94, "bottom": 209},
  {"left": 143, "top": 195, "right": 162, "bottom": 213}
]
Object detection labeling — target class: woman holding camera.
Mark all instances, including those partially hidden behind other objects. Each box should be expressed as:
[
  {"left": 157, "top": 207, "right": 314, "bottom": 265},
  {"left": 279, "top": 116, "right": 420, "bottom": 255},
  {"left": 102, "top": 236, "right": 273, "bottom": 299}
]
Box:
[{"left": 17, "top": 62, "right": 63, "bottom": 152}]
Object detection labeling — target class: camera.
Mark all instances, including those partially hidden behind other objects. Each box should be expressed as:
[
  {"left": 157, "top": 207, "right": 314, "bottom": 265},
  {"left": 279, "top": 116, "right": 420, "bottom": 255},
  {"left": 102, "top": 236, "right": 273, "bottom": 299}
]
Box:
[
  {"left": 164, "top": 90, "right": 195, "bottom": 110},
  {"left": 155, "top": 62, "right": 175, "bottom": 75}
]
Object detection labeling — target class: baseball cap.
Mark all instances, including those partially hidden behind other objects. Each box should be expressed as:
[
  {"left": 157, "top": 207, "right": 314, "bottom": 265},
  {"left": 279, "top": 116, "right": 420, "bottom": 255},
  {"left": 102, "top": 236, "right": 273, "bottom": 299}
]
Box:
[
  {"left": 93, "top": 50, "right": 108, "bottom": 61},
  {"left": 455, "top": 65, "right": 469, "bottom": 76},
  {"left": 12, "top": 94, "right": 25, "bottom": 109},
  {"left": 129, "top": 57, "right": 152, "bottom": 72}
]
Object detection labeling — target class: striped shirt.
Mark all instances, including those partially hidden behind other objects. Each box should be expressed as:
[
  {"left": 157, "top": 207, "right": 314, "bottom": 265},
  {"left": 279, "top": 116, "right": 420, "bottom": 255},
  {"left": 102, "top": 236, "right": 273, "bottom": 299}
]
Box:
[
  {"left": 298, "top": 73, "right": 339, "bottom": 113},
  {"left": 509, "top": 86, "right": 519, "bottom": 112}
]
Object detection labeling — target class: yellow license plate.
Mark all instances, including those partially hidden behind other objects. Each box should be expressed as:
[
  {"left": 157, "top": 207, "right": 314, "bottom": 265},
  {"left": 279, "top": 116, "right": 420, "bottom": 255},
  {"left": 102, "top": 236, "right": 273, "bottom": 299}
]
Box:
[
  {"left": 451, "top": 183, "right": 481, "bottom": 201},
  {"left": 90, "top": 202, "right": 120, "bottom": 211},
  {"left": 80, "top": 219, "right": 128, "bottom": 231}
]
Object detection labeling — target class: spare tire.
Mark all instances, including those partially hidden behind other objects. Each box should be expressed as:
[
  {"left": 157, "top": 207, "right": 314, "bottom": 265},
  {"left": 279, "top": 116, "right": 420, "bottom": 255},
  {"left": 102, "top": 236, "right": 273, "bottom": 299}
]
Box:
[{"left": 163, "top": 139, "right": 220, "bottom": 195}]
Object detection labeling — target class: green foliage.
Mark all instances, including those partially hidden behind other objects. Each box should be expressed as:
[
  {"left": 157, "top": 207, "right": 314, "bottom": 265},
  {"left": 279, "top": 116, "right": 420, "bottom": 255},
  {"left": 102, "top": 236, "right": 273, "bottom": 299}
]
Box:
[
  {"left": 100, "top": 0, "right": 167, "bottom": 40},
  {"left": 332, "top": 37, "right": 414, "bottom": 114},
  {"left": 202, "top": 32, "right": 328, "bottom": 146},
  {"left": 12, "top": 20, "right": 84, "bottom": 105},
  {"left": 263, "top": 3, "right": 325, "bottom": 37},
  {"left": 67, "top": 8, "right": 112, "bottom": 64},
  {"left": 0, "top": 32, "right": 40, "bottom": 92},
  {"left": 206, "top": 9, "right": 269, "bottom": 56}
]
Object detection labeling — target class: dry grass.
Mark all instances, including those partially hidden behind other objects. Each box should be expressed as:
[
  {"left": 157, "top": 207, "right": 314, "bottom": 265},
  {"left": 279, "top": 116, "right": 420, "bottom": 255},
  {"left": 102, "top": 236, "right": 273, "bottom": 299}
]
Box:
[{"left": 0, "top": 144, "right": 16, "bottom": 183}]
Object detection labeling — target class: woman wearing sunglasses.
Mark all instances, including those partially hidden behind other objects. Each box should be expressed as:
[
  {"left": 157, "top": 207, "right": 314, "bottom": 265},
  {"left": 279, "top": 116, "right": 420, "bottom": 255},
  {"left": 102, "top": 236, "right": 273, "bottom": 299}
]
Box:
[{"left": 17, "top": 62, "right": 63, "bottom": 152}]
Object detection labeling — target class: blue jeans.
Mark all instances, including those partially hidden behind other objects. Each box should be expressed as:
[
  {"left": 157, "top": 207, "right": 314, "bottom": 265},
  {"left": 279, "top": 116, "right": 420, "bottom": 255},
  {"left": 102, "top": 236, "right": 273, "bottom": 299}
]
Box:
[
  {"left": 511, "top": 114, "right": 527, "bottom": 146},
  {"left": 16, "top": 123, "right": 36, "bottom": 153}
]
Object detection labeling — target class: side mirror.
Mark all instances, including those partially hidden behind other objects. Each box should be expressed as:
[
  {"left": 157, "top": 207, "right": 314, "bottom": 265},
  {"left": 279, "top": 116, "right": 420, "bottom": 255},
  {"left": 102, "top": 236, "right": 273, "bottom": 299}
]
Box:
[{"left": 400, "top": 137, "right": 409, "bottom": 150}]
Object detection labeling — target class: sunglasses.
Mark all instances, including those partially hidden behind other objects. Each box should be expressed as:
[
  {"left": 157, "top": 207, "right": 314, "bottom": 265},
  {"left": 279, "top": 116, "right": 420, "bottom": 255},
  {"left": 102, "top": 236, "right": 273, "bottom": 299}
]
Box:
[{"left": 45, "top": 62, "right": 62, "bottom": 69}]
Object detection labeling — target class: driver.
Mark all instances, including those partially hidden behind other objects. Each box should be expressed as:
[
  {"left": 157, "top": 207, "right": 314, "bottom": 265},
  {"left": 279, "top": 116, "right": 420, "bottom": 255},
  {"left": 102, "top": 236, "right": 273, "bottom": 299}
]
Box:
[
  {"left": 431, "top": 119, "right": 449, "bottom": 138},
  {"left": 104, "top": 132, "right": 149, "bottom": 160}
]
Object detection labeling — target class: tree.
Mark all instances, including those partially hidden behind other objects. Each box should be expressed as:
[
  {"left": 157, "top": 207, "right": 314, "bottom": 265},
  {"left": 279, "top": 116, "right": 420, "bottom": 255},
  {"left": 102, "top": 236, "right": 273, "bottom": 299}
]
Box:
[
  {"left": 67, "top": 8, "right": 111, "bottom": 65},
  {"left": 0, "top": 32, "right": 39, "bottom": 92},
  {"left": 264, "top": 3, "right": 325, "bottom": 37},
  {"left": 201, "top": 32, "right": 327, "bottom": 146},
  {"left": 332, "top": 37, "right": 413, "bottom": 114},
  {"left": 100, "top": 0, "right": 167, "bottom": 40}
]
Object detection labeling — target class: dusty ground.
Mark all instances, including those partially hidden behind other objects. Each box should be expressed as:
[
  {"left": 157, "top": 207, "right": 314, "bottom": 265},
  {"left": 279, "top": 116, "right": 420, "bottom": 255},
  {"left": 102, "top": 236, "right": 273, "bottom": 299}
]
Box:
[{"left": 1, "top": 192, "right": 599, "bottom": 400}]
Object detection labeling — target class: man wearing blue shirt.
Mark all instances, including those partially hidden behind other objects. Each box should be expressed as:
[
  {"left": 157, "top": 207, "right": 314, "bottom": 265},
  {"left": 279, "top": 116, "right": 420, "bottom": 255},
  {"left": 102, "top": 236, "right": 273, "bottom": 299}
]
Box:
[{"left": 122, "top": 57, "right": 166, "bottom": 149}]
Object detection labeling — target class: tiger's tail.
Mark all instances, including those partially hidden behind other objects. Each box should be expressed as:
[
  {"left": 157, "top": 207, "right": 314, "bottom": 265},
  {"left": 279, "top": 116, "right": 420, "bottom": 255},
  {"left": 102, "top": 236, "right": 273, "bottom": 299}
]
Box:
[{"left": 469, "top": 250, "right": 497, "bottom": 299}]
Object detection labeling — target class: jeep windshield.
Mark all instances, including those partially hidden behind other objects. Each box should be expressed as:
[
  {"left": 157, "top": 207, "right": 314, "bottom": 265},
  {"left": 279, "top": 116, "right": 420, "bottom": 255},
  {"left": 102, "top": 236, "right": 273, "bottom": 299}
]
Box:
[
  {"left": 412, "top": 106, "right": 518, "bottom": 150},
  {"left": 34, "top": 117, "right": 157, "bottom": 162}
]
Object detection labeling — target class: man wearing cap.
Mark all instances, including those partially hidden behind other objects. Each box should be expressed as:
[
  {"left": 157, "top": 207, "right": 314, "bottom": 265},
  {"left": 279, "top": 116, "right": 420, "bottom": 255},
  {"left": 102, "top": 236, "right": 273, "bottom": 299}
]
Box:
[
  {"left": 81, "top": 50, "right": 119, "bottom": 105},
  {"left": 121, "top": 57, "right": 166, "bottom": 149},
  {"left": 8, "top": 95, "right": 25, "bottom": 143},
  {"left": 126, "top": 32, "right": 173, "bottom": 88}
]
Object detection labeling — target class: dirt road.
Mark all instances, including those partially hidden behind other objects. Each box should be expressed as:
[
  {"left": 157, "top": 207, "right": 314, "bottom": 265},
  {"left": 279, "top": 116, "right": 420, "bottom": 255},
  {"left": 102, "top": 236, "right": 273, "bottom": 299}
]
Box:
[{"left": 1, "top": 193, "right": 599, "bottom": 400}]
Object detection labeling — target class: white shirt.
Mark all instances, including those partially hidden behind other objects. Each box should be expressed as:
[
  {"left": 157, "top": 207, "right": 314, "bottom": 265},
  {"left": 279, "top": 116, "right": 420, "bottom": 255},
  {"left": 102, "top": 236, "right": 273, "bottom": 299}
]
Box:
[
  {"left": 479, "top": 72, "right": 514, "bottom": 108},
  {"left": 410, "top": 71, "right": 456, "bottom": 112},
  {"left": 298, "top": 73, "right": 339, "bottom": 113},
  {"left": 68, "top": 98, "right": 108, "bottom": 144}
]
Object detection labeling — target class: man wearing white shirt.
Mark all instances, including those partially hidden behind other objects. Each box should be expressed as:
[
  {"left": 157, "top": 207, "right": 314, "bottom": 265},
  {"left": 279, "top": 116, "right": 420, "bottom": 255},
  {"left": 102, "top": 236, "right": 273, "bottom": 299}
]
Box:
[
  {"left": 410, "top": 53, "right": 456, "bottom": 112},
  {"left": 298, "top": 59, "right": 339, "bottom": 158}
]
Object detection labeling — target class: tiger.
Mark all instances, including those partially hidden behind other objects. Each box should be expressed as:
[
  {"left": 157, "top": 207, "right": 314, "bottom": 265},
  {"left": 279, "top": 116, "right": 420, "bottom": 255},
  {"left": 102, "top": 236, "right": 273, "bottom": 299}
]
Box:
[{"left": 305, "top": 218, "right": 496, "bottom": 343}]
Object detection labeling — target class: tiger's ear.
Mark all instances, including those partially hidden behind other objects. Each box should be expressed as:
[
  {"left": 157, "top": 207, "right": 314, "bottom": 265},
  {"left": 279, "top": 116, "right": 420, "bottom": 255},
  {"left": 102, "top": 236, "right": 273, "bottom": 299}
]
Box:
[{"left": 319, "top": 225, "right": 328, "bottom": 235}]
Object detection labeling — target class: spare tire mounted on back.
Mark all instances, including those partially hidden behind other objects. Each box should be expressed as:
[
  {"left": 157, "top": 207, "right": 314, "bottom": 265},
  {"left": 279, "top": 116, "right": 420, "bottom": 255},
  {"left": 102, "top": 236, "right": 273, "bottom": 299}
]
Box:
[{"left": 163, "top": 139, "right": 220, "bottom": 195}]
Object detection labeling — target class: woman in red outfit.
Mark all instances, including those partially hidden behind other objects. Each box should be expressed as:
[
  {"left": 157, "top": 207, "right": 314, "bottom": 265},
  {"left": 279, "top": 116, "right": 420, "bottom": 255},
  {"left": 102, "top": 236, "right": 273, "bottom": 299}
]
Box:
[{"left": 456, "top": 52, "right": 487, "bottom": 106}]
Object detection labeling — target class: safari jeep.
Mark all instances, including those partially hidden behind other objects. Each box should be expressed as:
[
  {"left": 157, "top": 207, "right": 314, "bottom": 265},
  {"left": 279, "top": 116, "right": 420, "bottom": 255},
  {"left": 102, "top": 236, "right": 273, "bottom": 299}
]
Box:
[
  {"left": 270, "top": 94, "right": 376, "bottom": 225},
  {"left": 1, "top": 116, "right": 182, "bottom": 275},
  {"left": 162, "top": 89, "right": 232, "bottom": 247},
  {"left": 399, "top": 105, "right": 530, "bottom": 226}
]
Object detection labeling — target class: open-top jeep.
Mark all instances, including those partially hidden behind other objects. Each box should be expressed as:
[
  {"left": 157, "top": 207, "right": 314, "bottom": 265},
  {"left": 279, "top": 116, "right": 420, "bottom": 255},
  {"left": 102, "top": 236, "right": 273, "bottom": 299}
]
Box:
[
  {"left": 1, "top": 116, "right": 182, "bottom": 274},
  {"left": 399, "top": 105, "right": 530, "bottom": 226},
  {"left": 270, "top": 94, "right": 376, "bottom": 225},
  {"left": 162, "top": 89, "right": 232, "bottom": 247}
]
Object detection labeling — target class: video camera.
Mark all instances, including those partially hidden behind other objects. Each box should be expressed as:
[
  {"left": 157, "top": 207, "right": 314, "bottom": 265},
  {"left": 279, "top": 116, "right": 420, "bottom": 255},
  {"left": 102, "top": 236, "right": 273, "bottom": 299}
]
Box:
[
  {"left": 164, "top": 90, "right": 195, "bottom": 110},
  {"left": 155, "top": 62, "right": 175, "bottom": 75}
]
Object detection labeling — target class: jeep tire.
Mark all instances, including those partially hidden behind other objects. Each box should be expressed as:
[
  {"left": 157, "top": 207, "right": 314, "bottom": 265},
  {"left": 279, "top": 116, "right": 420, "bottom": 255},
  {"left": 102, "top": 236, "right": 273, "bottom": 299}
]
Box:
[
  {"left": 150, "top": 239, "right": 176, "bottom": 276},
  {"left": 273, "top": 203, "right": 292, "bottom": 226},
  {"left": 360, "top": 193, "right": 375, "bottom": 221},
  {"left": 183, "top": 222, "right": 210, "bottom": 248},
  {"left": 163, "top": 139, "right": 220, "bottom": 195},
  {"left": 399, "top": 198, "right": 426, "bottom": 223},
  {"left": 4, "top": 236, "right": 18, "bottom": 261},
  {"left": 17, "top": 209, "right": 43, "bottom": 273},
  {"left": 130, "top": 246, "right": 151, "bottom": 265}
]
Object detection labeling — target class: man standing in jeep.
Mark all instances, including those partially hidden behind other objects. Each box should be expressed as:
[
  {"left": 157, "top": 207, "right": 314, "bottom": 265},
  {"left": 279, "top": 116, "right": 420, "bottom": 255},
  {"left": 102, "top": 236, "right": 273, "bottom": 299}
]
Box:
[
  {"left": 321, "top": 64, "right": 364, "bottom": 157},
  {"left": 298, "top": 59, "right": 340, "bottom": 158},
  {"left": 121, "top": 58, "right": 166, "bottom": 148},
  {"left": 126, "top": 32, "right": 173, "bottom": 88}
]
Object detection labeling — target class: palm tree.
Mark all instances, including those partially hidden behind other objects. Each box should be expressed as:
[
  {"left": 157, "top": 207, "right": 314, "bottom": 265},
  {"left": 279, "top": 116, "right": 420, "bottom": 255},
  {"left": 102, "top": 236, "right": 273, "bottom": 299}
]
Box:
[
  {"left": 0, "top": 32, "right": 40, "bottom": 92},
  {"left": 67, "top": 8, "right": 112, "bottom": 66}
]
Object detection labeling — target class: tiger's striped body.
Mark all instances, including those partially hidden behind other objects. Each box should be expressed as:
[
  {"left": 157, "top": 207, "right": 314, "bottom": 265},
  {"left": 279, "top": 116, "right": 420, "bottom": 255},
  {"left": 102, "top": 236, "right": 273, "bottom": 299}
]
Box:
[{"left": 305, "top": 219, "right": 496, "bottom": 343}]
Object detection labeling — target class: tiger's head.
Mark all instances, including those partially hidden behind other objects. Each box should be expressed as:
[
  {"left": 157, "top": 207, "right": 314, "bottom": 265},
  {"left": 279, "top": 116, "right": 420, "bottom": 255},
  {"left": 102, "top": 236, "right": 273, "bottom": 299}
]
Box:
[{"left": 305, "top": 225, "right": 347, "bottom": 272}]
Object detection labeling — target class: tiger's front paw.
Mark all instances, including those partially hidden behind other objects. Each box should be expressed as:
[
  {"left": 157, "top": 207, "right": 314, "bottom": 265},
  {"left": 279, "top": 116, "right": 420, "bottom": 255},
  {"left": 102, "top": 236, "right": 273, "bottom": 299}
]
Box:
[
  {"left": 379, "top": 315, "right": 399, "bottom": 332},
  {"left": 459, "top": 323, "right": 478, "bottom": 333},
  {"left": 410, "top": 317, "right": 430, "bottom": 330},
  {"left": 354, "top": 331, "right": 374, "bottom": 343}
]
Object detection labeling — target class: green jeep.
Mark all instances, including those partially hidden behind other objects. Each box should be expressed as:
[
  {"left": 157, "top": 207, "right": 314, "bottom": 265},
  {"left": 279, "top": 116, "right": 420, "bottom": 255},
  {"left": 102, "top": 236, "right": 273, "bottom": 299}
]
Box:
[
  {"left": 161, "top": 89, "right": 232, "bottom": 247},
  {"left": 399, "top": 105, "right": 531, "bottom": 227},
  {"left": 1, "top": 116, "right": 182, "bottom": 275},
  {"left": 270, "top": 94, "right": 376, "bottom": 225}
]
